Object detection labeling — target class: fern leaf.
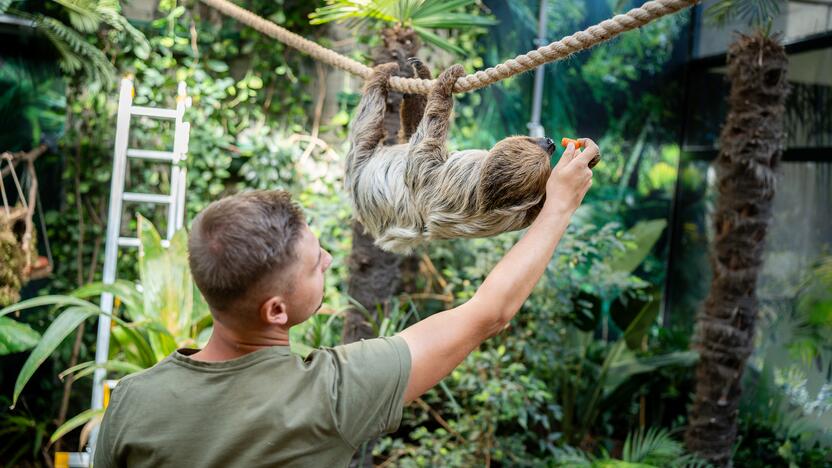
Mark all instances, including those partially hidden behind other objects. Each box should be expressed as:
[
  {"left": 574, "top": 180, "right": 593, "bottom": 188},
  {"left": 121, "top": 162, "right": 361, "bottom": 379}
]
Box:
[
  {"left": 52, "top": 0, "right": 102, "bottom": 32},
  {"left": 36, "top": 15, "right": 115, "bottom": 85},
  {"left": 622, "top": 427, "right": 684, "bottom": 464},
  {"left": 0, "top": 0, "right": 15, "bottom": 14}
]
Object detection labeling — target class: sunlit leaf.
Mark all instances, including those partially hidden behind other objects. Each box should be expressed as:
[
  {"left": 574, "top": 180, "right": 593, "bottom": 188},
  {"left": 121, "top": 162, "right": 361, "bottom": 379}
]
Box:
[
  {"left": 13, "top": 306, "right": 98, "bottom": 405},
  {"left": 0, "top": 317, "right": 41, "bottom": 355},
  {"left": 50, "top": 408, "right": 105, "bottom": 443}
]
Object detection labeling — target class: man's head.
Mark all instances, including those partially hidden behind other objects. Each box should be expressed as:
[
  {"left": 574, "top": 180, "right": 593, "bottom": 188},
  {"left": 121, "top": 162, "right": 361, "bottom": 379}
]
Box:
[{"left": 188, "top": 190, "right": 332, "bottom": 330}]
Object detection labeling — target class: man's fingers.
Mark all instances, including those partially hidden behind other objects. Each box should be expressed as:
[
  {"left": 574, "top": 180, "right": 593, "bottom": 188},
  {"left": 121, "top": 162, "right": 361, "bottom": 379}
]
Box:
[
  {"left": 557, "top": 142, "right": 577, "bottom": 167},
  {"left": 573, "top": 140, "right": 600, "bottom": 167}
]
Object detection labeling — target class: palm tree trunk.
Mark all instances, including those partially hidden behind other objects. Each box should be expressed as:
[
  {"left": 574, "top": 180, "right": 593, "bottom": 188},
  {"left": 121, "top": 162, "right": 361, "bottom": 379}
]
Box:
[
  {"left": 343, "top": 25, "right": 421, "bottom": 468},
  {"left": 685, "top": 32, "right": 788, "bottom": 466}
]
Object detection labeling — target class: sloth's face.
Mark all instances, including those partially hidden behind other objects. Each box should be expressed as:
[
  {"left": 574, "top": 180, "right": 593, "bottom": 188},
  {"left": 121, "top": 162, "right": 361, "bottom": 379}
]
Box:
[{"left": 491, "top": 136, "right": 556, "bottom": 160}]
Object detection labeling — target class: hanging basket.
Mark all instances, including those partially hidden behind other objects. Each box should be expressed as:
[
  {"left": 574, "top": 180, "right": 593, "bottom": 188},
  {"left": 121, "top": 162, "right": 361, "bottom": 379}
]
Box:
[
  {"left": 0, "top": 206, "right": 28, "bottom": 306},
  {"left": 0, "top": 147, "right": 52, "bottom": 305}
]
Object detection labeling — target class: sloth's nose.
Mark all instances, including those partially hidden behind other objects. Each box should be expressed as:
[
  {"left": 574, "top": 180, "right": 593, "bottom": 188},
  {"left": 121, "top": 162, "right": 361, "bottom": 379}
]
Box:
[{"left": 537, "top": 137, "right": 556, "bottom": 155}]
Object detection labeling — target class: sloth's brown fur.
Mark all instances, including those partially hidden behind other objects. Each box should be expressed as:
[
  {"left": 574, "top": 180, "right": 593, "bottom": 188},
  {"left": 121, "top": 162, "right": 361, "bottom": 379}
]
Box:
[{"left": 346, "top": 62, "right": 585, "bottom": 254}]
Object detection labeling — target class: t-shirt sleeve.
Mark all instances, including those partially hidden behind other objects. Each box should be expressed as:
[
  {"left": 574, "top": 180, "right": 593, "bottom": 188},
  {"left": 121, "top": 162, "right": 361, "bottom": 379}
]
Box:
[{"left": 328, "top": 335, "right": 412, "bottom": 449}]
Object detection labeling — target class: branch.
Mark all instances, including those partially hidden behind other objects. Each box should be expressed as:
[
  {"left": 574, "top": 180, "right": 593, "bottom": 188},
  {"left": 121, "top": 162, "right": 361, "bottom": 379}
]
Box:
[{"left": 1, "top": 144, "right": 47, "bottom": 178}]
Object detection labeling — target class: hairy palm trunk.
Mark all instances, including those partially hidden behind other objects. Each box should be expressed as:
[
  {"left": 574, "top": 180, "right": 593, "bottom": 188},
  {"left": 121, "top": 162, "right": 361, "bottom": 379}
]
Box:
[
  {"left": 343, "top": 26, "right": 420, "bottom": 467},
  {"left": 685, "top": 32, "right": 788, "bottom": 466}
]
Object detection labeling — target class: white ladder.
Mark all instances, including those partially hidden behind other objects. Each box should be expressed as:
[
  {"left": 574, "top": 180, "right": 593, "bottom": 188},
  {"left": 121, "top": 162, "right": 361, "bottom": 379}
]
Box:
[{"left": 88, "top": 77, "right": 191, "bottom": 452}]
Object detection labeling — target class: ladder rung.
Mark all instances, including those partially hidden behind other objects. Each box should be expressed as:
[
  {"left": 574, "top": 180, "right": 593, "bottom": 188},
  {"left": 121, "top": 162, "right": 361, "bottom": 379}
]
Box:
[
  {"left": 126, "top": 149, "right": 177, "bottom": 162},
  {"left": 122, "top": 192, "right": 172, "bottom": 204},
  {"left": 118, "top": 237, "right": 170, "bottom": 248},
  {"left": 131, "top": 106, "right": 177, "bottom": 119}
]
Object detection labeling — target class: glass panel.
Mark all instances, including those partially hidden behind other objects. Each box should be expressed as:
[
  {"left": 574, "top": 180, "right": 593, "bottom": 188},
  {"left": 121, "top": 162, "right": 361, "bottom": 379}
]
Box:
[
  {"left": 694, "top": 0, "right": 832, "bottom": 58},
  {"left": 684, "top": 47, "right": 832, "bottom": 150},
  {"left": 668, "top": 160, "right": 832, "bottom": 319}
]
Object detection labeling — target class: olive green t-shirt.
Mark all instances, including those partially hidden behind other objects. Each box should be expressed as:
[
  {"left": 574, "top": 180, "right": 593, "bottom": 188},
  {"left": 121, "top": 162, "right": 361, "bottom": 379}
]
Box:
[{"left": 93, "top": 336, "right": 411, "bottom": 468}]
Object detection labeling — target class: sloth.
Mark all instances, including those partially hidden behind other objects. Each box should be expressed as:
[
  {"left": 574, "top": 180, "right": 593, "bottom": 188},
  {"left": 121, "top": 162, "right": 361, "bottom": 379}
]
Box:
[{"left": 345, "top": 59, "right": 599, "bottom": 254}]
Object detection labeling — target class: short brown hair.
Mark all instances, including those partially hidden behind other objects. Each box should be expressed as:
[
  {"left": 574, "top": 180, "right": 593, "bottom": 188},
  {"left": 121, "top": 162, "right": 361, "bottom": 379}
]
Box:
[{"left": 188, "top": 190, "right": 305, "bottom": 311}]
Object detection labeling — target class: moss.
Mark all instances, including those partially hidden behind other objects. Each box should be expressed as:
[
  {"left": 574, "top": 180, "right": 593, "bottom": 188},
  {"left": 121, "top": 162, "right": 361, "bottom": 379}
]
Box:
[{"left": 0, "top": 214, "right": 26, "bottom": 307}]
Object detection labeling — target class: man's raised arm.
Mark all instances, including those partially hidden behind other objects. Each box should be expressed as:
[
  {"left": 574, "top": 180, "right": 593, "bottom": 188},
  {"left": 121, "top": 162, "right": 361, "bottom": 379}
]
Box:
[{"left": 398, "top": 139, "right": 599, "bottom": 403}]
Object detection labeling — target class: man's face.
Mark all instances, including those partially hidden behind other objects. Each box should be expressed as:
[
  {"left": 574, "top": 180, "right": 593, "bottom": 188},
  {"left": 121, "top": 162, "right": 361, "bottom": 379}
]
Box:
[{"left": 285, "top": 224, "right": 332, "bottom": 326}]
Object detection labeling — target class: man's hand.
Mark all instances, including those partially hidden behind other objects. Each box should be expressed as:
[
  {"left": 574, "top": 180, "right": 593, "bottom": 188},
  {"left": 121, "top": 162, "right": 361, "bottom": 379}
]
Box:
[
  {"left": 398, "top": 137, "right": 599, "bottom": 403},
  {"left": 543, "top": 138, "right": 599, "bottom": 216}
]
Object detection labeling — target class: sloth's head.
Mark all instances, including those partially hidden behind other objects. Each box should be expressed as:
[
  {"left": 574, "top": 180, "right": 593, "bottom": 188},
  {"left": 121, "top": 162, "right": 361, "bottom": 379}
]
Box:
[
  {"left": 490, "top": 136, "right": 556, "bottom": 164},
  {"left": 479, "top": 136, "right": 554, "bottom": 213}
]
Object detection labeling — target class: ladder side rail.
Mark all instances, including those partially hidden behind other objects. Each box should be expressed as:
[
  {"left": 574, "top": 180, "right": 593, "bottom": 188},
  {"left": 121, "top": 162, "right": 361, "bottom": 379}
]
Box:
[
  {"left": 91, "top": 78, "right": 134, "bottom": 412},
  {"left": 166, "top": 82, "right": 190, "bottom": 239}
]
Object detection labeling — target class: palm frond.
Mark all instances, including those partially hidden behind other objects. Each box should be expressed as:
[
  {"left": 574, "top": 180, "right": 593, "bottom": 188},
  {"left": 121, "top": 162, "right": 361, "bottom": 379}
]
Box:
[
  {"left": 52, "top": 0, "right": 103, "bottom": 33},
  {"left": 622, "top": 427, "right": 684, "bottom": 464},
  {"left": 411, "top": 25, "right": 465, "bottom": 56},
  {"left": 310, "top": 0, "right": 496, "bottom": 31},
  {"left": 410, "top": 0, "right": 473, "bottom": 19},
  {"left": 0, "top": 0, "right": 15, "bottom": 14},
  {"left": 36, "top": 15, "right": 115, "bottom": 85},
  {"left": 706, "top": 0, "right": 782, "bottom": 27},
  {"left": 412, "top": 13, "right": 497, "bottom": 29},
  {"left": 309, "top": 0, "right": 399, "bottom": 26}
]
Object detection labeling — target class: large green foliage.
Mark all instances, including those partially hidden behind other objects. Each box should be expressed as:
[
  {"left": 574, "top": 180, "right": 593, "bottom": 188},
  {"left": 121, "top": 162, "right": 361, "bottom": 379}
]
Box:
[
  {"left": 0, "top": 217, "right": 209, "bottom": 405},
  {"left": 0, "top": 217, "right": 210, "bottom": 441},
  {"left": 2, "top": 0, "right": 148, "bottom": 85},
  {"left": 310, "top": 0, "right": 496, "bottom": 55}
]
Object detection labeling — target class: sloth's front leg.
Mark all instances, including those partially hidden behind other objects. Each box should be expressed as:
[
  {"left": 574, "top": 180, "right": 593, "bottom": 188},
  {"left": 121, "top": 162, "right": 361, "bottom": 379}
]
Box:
[
  {"left": 405, "top": 64, "right": 466, "bottom": 194},
  {"left": 346, "top": 62, "right": 399, "bottom": 175}
]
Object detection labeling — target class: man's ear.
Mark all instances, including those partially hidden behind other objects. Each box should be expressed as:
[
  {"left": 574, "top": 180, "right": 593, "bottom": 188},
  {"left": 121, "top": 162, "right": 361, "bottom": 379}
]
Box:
[{"left": 259, "top": 296, "right": 289, "bottom": 326}]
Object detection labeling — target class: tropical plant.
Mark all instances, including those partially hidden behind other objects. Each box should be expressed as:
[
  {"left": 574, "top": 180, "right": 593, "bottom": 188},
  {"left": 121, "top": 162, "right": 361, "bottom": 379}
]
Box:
[
  {"left": 0, "top": 216, "right": 211, "bottom": 442},
  {"left": 0, "top": 59, "right": 66, "bottom": 151},
  {"left": 553, "top": 427, "right": 710, "bottom": 467},
  {"left": 310, "top": 0, "right": 497, "bottom": 56},
  {"left": 732, "top": 254, "right": 832, "bottom": 466},
  {"left": 558, "top": 298, "right": 698, "bottom": 446},
  {"left": 0, "top": 399, "right": 52, "bottom": 466},
  {"left": 684, "top": 0, "right": 789, "bottom": 464},
  {"left": 1, "top": 0, "right": 148, "bottom": 85}
]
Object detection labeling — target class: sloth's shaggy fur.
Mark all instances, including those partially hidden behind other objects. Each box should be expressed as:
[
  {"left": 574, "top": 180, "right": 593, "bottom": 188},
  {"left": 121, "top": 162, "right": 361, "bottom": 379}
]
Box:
[{"left": 346, "top": 62, "right": 564, "bottom": 254}]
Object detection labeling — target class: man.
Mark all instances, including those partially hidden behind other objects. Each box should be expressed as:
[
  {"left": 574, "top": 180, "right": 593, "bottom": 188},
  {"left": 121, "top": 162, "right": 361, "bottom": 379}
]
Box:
[{"left": 93, "top": 140, "right": 598, "bottom": 467}]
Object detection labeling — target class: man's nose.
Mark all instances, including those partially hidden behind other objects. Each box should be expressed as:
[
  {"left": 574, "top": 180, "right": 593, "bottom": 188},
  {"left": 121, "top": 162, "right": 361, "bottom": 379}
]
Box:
[{"left": 536, "top": 137, "right": 555, "bottom": 155}]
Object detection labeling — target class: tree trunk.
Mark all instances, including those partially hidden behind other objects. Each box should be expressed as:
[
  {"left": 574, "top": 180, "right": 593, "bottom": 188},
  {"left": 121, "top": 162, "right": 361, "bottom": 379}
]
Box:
[
  {"left": 685, "top": 32, "right": 788, "bottom": 466},
  {"left": 343, "top": 25, "right": 421, "bottom": 468}
]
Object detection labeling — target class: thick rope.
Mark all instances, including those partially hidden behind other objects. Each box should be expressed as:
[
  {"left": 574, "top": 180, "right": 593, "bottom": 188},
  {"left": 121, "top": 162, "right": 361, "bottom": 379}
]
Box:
[{"left": 199, "top": 0, "right": 698, "bottom": 94}]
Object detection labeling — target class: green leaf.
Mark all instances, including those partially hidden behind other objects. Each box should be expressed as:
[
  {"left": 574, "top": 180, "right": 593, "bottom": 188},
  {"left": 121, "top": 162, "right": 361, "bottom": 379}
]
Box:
[
  {"left": 607, "top": 219, "right": 667, "bottom": 274},
  {"left": 50, "top": 408, "right": 105, "bottom": 443},
  {"left": 622, "top": 295, "right": 660, "bottom": 350},
  {"left": 111, "top": 325, "right": 157, "bottom": 368},
  {"left": 138, "top": 216, "right": 195, "bottom": 337},
  {"left": 59, "top": 359, "right": 144, "bottom": 381},
  {"left": 0, "top": 317, "right": 41, "bottom": 355},
  {"left": 411, "top": 0, "right": 476, "bottom": 19},
  {"left": 52, "top": 0, "right": 102, "bottom": 33},
  {"left": 412, "top": 13, "right": 497, "bottom": 29},
  {"left": 148, "top": 330, "right": 177, "bottom": 361},
  {"left": 621, "top": 427, "right": 683, "bottom": 464},
  {"left": 13, "top": 306, "right": 98, "bottom": 406},
  {"left": 0, "top": 295, "right": 97, "bottom": 318},
  {"left": 412, "top": 26, "right": 466, "bottom": 56},
  {"left": 72, "top": 280, "right": 145, "bottom": 321}
]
